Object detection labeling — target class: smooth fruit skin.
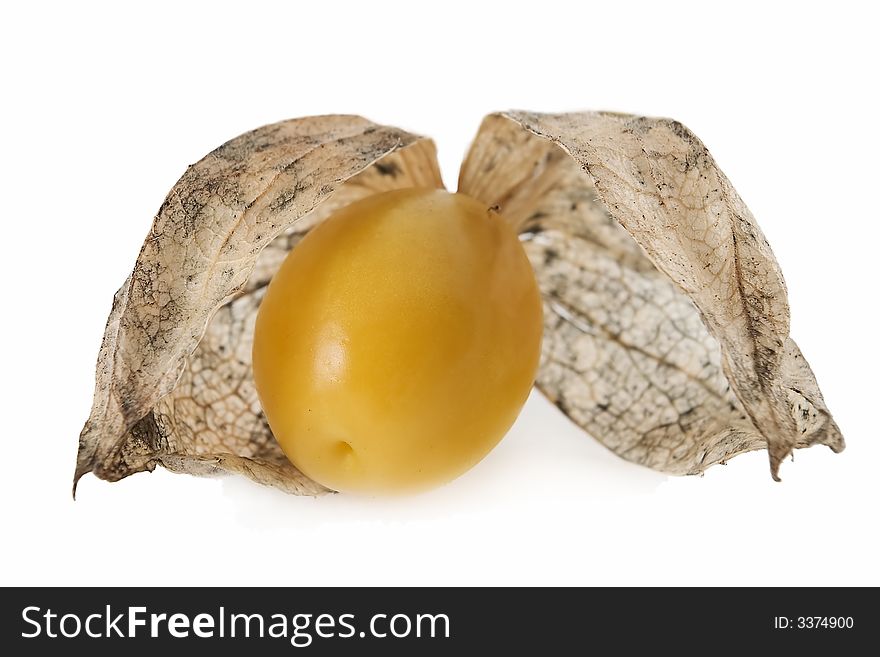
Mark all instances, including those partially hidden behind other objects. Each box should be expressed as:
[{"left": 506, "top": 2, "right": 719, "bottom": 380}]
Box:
[{"left": 252, "top": 188, "right": 542, "bottom": 494}]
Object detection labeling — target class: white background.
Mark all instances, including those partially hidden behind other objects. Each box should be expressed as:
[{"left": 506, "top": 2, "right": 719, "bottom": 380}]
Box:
[{"left": 1, "top": 0, "right": 877, "bottom": 586}]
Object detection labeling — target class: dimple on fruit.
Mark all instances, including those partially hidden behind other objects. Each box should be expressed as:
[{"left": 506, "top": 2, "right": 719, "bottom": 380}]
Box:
[
  {"left": 75, "top": 112, "right": 843, "bottom": 497},
  {"left": 252, "top": 189, "right": 543, "bottom": 493}
]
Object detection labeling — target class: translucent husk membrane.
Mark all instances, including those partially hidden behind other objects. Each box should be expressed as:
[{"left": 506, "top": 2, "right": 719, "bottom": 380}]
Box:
[{"left": 75, "top": 112, "right": 843, "bottom": 495}]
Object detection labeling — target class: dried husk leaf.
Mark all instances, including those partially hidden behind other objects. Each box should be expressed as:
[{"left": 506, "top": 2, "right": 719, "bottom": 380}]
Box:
[
  {"left": 78, "top": 109, "right": 843, "bottom": 496},
  {"left": 459, "top": 111, "right": 843, "bottom": 479},
  {"left": 75, "top": 116, "right": 442, "bottom": 495}
]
